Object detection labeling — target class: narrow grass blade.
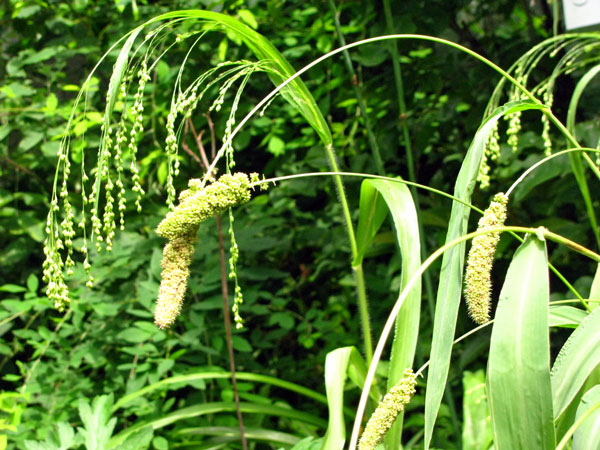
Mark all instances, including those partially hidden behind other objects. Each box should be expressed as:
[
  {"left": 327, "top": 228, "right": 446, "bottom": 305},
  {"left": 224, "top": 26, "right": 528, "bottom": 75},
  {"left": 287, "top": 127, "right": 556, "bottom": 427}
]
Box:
[
  {"left": 552, "top": 301, "right": 600, "bottom": 419},
  {"left": 566, "top": 64, "right": 600, "bottom": 248},
  {"left": 323, "top": 346, "right": 374, "bottom": 450},
  {"left": 176, "top": 426, "right": 301, "bottom": 446},
  {"left": 549, "top": 305, "right": 588, "bottom": 328},
  {"left": 424, "top": 100, "right": 544, "bottom": 449},
  {"left": 110, "top": 402, "right": 326, "bottom": 447},
  {"left": 113, "top": 371, "right": 327, "bottom": 411},
  {"left": 487, "top": 234, "right": 555, "bottom": 450},
  {"left": 462, "top": 369, "right": 493, "bottom": 450},
  {"left": 574, "top": 385, "right": 600, "bottom": 449}
]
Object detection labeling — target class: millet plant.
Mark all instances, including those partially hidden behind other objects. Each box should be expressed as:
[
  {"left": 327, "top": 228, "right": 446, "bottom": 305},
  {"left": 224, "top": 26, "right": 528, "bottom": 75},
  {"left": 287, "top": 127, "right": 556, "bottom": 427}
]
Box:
[{"left": 38, "top": 7, "right": 600, "bottom": 450}]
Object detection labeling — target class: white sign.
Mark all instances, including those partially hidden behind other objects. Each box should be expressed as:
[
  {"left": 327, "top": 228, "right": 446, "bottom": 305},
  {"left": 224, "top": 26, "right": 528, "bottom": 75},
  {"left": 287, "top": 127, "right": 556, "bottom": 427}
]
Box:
[{"left": 563, "top": 0, "right": 600, "bottom": 30}]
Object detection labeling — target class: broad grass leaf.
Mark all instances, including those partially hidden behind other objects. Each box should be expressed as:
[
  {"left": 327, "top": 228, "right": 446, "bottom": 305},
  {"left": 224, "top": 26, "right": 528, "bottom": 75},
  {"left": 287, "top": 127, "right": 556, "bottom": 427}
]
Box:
[
  {"left": 354, "top": 181, "right": 388, "bottom": 266},
  {"left": 573, "top": 385, "right": 600, "bottom": 450},
  {"left": 117, "top": 426, "right": 153, "bottom": 450},
  {"left": 487, "top": 234, "right": 555, "bottom": 450},
  {"left": 424, "top": 100, "right": 545, "bottom": 449},
  {"left": 462, "top": 370, "right": 493, "bottom": 450},
  {"left": 290, "top": 437, "right": 324, "bottom": 449},
  {"left": 555, "top": 365, "right": 600, "bottom": 446},
  {"left": 552, "top": 300, "right": 600, "bottom": 420},
  {"left": 355, "top": 179, "right": 421, "bottom": 447}
]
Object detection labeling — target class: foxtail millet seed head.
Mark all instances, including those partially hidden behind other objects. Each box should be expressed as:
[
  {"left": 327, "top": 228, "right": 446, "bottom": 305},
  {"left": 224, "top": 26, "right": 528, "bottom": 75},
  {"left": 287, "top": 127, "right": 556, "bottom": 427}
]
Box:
[
  {"left": 154, "top": 231, "right": 198, "bottom": 329},
  {"left": 156, "top": 173, "right": 252, "bottom": 240},
  {"left": 464, "top": 192, "right": 509, "bottom": 324},
  {"left": 358, "top": 368, "right": 417, "bottom": 450}
]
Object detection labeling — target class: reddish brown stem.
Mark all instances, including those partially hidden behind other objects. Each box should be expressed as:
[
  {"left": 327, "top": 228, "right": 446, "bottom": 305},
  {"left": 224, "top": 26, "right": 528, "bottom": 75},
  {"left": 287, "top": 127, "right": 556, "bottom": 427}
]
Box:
[
  {"left": 217, "top": 213, "right": 248, "bottom": 450},
  {"left": 183, "top": 115, "right": 247, "bottom": 449}
]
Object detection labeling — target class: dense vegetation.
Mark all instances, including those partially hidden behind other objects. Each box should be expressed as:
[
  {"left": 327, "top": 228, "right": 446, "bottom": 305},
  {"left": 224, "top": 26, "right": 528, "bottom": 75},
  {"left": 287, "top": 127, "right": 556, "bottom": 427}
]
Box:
[{"left": 1, "top": 1, "right": 599, "bottom": 449}]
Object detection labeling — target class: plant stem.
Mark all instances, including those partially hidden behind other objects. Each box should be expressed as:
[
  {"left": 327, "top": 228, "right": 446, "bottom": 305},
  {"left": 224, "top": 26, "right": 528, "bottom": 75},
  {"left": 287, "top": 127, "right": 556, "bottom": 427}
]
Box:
[
  {"left": 326, "top": 0, "right": 385, "bottom": 175},
  {"left": 382, "top": 0, "right": 415, "bottom": 184},
  {"left": 182, "top": 116, "right": 247, "bottom": 449},
  {"left": 322, "top": 144, "right": 374, "bottom": 361},
  {"left": 353, "top": 264, "right": 373, "bottom": 365},
  {"left": 506, "top": 147, "right": 600, "bottom": 197},
  {"left": 217, "top": 214, "right": 248, "bottom": 450}
]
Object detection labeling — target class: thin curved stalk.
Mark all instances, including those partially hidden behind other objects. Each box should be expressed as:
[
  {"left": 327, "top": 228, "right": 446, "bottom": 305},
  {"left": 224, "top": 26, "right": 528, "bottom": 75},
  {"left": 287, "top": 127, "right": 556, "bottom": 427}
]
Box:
[{"left": 259, "top": 169, "right": 588, "bottom": 307}]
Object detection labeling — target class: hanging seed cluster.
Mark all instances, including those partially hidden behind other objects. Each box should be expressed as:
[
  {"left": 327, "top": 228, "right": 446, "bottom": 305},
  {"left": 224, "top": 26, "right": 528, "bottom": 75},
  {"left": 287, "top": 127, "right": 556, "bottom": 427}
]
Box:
[
  {"left": 358, "top": 368, "right": 417, "bottom": 450},
  {"left": 464, "top": 193, "right": 509, "bottom": 324},
  {"left": 42, "top": 31, "right": 272, "bottom": 316},
  {"left": 154, "top": 173, "right": 255, "bottom": 329},
  {"left": 42, "top": 58, "right": 151, "bottom": 310},
  {"left": 478, "top": 36, "right": 600, "bottom": 189}
]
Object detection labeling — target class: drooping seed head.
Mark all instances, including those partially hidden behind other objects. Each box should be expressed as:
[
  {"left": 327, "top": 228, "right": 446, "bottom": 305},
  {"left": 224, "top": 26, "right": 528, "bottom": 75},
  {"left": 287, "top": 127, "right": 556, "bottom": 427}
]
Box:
[
  {"left": 358, "top": 368, "right": 417, "bottom": 450},
  {"left": 464, "top": 192, "right": 509, "bottom": 324},
  {"left": 156, "top": 173, "right": 252, "bottom": 240},
  {"left": 154, "top": 231, "right": 198, "bottom": 329}
]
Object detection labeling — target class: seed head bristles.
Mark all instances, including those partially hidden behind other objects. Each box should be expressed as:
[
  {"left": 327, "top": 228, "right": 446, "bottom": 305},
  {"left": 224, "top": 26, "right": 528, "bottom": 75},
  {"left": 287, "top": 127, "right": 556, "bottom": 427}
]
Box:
[
  {"left": 464, "top": 192, "right": 509, "bottom": 324},
  {"left": 154, "top": 231, "right": 198, "bottom": 329},
  {"left": 156, "top": 173, "right": 253, "bottom": 240},
  {"left": 358, "top": 368, "right": 417, "bottom": 450}
]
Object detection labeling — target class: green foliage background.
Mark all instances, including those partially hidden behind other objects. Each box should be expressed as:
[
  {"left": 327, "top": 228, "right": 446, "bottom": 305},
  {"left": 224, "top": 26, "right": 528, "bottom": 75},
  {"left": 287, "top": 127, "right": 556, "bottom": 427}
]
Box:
[{"left": 1, "top": 0, "right": 598, "bottom": 448}]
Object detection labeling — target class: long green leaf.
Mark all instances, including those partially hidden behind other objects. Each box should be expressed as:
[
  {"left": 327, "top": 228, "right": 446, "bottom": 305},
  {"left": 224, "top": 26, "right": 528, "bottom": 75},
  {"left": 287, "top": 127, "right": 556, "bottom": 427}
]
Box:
[
  {"left": 110, "top": 402, "right": 326, "bottom": 447},
  {"left": 175, "top": 426, "right": 301, "bottom": 446},
  {"left": 357, "top": 179, "right": 421, "bottom": 447},
  {"left": 424, "top": 100, "right": 545, "bottom": 449},
  {"left": 323, "top": 347, "right": 353, "bottom": 450},
  {"left": 552, "top": 301, "right": 600, "bottom": 419},
  {"left": 566, "top": 64, "right": 600, "bottom": 248},
  {"left": 322, "top": 346, "right": 374, "bottom": 450},
  {"left": 555, "top": 365, "right": 600, "bottom": 446},
  {"left": 113, "top": 371, "right": 327, "bottom": 411},
  {"left": 487, "top": 234, "right": 555, "bottom": 450},
  {"left": 142, "top": 10, "right": 331, "bottom": 145},
  {"left": 354, "top": 182, "right": 389, "bottom": 266},
  {"left": 574, "top": 385, "right": 600, "bottom": 449}
]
